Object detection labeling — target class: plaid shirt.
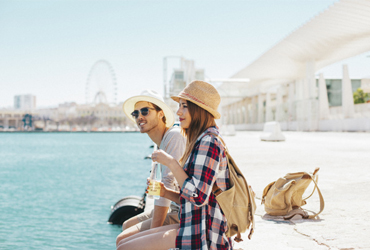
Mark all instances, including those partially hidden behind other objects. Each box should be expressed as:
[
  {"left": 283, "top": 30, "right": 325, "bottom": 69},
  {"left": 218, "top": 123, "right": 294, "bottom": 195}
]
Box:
[{"left": 176, "top": 127, "right": 232, "bottom": 250}]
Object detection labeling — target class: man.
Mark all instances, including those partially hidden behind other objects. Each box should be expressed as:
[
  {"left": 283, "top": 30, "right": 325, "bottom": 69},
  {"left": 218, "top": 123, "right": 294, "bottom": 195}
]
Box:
[{"left": 116, "top": 89, "right": 185, "bottom": 246}]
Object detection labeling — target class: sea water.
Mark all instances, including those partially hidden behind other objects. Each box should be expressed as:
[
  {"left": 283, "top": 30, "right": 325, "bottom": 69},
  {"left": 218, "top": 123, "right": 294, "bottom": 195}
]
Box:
[{"left": 0, "top": 132, "right": 153, "bottom": 249}]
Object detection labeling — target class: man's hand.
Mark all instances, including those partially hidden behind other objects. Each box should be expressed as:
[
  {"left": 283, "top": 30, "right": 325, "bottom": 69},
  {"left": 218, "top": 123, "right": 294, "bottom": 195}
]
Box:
[{"left": 146, "top": 178, "right": 168, "bottom": 198}]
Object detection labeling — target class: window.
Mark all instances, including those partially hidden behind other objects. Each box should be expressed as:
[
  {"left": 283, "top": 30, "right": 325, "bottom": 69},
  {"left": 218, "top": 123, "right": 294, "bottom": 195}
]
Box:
[
  {"left": 175, "top": 72, "right": 184, "bottom": 80},
  {"left": 324, "top": 79, "right": 361, "bottom": 107}
]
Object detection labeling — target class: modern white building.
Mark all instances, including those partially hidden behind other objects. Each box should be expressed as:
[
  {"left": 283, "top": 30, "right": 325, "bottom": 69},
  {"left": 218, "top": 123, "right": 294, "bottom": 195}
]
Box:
[
  {"left": 14, "top": 94, "right": 36, "bottom": 111},
  {"left": 219, "top": 0, "right": 370, "bottom": 132},
  {"left": 163, "top": 57, "right": 205, "bottom": 114}
]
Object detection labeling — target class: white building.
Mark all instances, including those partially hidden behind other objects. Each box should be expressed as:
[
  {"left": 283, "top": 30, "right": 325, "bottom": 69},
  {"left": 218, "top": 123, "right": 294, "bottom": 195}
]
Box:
[
  {"left": 163, "top": 57, "right": 205, "bottom": 114},
  {"left": 0, "top": 109, "right": 25, "bottom": 130},
  {"left": 219, "top": 0, "right": 370, "bottom": 132},
  {"left": 14, "top": 94, "right": 36, "bottom": 111},
  {"left": 0, "top": 101, "right": 131, "bottom": 132},
  {"left": 35, "top": 102, "right": 130, "bottom": 131}
]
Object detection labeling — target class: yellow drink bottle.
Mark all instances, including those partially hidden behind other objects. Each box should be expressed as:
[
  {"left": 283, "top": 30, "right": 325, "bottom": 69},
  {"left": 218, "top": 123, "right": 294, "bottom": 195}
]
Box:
[{"left": 148, "top": 162, "right": 162, "bottom": 200}]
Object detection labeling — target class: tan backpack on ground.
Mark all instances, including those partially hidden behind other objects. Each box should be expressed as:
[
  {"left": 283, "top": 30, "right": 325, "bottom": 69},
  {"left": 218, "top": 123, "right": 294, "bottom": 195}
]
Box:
[
  {"left": 208, "top": 133, "right": 256, "bottom": 242},
  {"left": 261, "top": 168, "right": 324, "bottom": 220}
]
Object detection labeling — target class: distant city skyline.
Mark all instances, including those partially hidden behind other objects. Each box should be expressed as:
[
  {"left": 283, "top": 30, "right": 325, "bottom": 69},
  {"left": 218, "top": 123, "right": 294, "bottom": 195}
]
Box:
[{"left": 1, "top": 0, "right": 369, "bottom": 109}]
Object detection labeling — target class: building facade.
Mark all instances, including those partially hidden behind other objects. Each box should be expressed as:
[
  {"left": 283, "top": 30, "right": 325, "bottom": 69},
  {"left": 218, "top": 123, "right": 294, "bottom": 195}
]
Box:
[
  {"left": 163, "top": 57, "right": 205, "bottom": 114},
  {"left": 0, "top": 102, "right": 132, "bottom": 132},
  {"left": 14, "top": 94, "right": 36, "bottom": 111},
  {"left": 219, "top": 0, "right": 370, "bottom": 132}
]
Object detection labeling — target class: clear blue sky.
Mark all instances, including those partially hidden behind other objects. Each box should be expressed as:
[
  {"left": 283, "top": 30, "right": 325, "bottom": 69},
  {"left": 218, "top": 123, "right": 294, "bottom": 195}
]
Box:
[{"left": 2, "top": 0, "right": 366, "bottom": 108}]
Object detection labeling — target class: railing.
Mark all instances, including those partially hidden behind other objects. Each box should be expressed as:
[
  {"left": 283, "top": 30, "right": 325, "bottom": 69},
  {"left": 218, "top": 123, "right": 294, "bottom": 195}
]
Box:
[
  {"left": 329, "top": 102, "right": 370, "bottom": 118},
  {"left": 354, "top": 102, "right": 370, "bottom": 118},
  {"left": 222, "top": 99, "right": 370, "bottom": 131}
]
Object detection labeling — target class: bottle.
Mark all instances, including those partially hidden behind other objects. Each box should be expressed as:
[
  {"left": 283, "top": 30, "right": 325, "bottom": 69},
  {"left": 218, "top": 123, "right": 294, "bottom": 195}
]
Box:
[{"left": 147, "top": 161, "right": 162, "bottom": 200}]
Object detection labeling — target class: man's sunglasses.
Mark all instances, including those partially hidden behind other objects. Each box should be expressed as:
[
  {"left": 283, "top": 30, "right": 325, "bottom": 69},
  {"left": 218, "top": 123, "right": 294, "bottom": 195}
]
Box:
[{"left": 131, "top": 107, "right": 155, "bottom": 119}]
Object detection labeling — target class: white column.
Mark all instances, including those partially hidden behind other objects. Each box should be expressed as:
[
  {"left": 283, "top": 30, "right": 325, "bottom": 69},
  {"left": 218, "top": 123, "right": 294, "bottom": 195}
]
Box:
[
  {"left": 302, "top": 78, "right": 310, "bottom": 100},
  {"left": 231, "top": 104, "right": 235, "bottom": 124},
  {"left": 342, "top": 64, "right": 355, "bottom": 118},
  {"left": 288, "top": 83, "right": 295, "bottom": 121},
  {"left": 257, "top": 93, "right": 264, "bottom": 123},
  {"left": 306, "top": 60, "right": 317, "bottom": 99},
  {"left": 233, "top": 104, "right": 237, "bottom": 124},
  {"left": 247, "top": 98, "right": 252, "bottom": 124},
  {"left": 222, "top": 106, "right": 227, "bottom": 125},
  {"left": 237, "top": 105, "right": 241, "bottom": 124},
  {"left": 239, "top": 102, "right": 243, "bottom": 124},
  {"left": 252, "top": 96, "right": 257, "bottom": 123},
  {"left": 319, "top": 73, "right": 330, "bottom": 120},
  {"left": 228, "top": 104, "right": 231, "bottom": 124},
  {"left": 276, "top": 87, "right": 284, "bottom": 121},
  {"left": 302, "top": 77, "right": 310, "bottom": 123},
  {"left": 295, "top": 78, "right": 307, "bottom": 130},
  {"left": 242, "top": 100, "right": 247, "bottom": 124},
  {"left": 305, "top": 60, "right": 319, "bottom": 131},
  {"left": 265, "top": 92, "right": 273, "bottom": 122},
  {"left": 295, "top": 79, "right": 303, "bottom": 101},
  {"left": 227, "top": 106, "right": 231, "bottom": 125}
]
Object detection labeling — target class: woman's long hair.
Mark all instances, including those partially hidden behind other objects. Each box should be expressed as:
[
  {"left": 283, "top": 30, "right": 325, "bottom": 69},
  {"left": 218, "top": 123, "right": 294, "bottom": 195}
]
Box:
[{"left": 179, "top": 101, "right": 216, "bottom": 166}]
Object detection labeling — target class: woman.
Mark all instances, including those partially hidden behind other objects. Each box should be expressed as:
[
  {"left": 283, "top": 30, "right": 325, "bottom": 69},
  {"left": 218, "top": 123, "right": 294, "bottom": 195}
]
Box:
[{"left": 117, "top": 80, "right": 231, "bottom": 250}]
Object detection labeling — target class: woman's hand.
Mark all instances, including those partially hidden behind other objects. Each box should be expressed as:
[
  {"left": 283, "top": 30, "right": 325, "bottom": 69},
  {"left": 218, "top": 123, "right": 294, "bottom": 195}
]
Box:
[{"left": 151, "top": 149, "right": 175, "bottom": 167}]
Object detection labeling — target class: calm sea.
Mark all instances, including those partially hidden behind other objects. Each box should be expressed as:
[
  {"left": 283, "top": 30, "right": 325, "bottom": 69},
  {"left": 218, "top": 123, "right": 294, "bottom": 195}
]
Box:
[{"left": 0, "top": 132, "right": 153, "bottom": 250}]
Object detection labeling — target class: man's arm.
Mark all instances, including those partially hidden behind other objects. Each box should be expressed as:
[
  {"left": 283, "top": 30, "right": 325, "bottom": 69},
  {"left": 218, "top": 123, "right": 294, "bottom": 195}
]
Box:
[{"left": 151, "top": 128, "right": 185, "bottom": 228}]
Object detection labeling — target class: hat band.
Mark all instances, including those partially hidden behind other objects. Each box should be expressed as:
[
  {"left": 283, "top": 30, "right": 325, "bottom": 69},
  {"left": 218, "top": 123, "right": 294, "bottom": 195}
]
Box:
[{"left": 181, "top": 92, "right": 211, "bottom": 108}]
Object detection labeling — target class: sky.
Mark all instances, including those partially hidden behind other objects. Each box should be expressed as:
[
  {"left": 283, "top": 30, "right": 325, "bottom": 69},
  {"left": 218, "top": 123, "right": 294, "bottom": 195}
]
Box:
[{"left": 1, "top": 0, "right": 368, "bottom": 108}]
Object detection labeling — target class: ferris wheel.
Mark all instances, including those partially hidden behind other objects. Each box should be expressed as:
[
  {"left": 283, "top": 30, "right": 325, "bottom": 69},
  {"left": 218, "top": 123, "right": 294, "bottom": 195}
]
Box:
[{"left": 85, "top": 60, "right": 117, "bottom": 105}]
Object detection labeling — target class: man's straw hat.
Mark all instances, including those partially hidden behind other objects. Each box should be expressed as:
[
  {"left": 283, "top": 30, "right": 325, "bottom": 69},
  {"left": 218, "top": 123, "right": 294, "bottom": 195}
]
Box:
[
  {"left": 123, "top": 89, "right": 175, "bottom": 127},
  {"left": 171, "top": 80, "right": 221, "bottom": 119}
]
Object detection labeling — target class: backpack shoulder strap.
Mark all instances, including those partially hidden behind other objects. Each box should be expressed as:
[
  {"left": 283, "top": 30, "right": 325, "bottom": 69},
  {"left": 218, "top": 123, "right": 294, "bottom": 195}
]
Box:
[
  {"left": 302, "top": 168, "right": 320, "bottom": 201},
  {"left": 284, "top": 168, "right": 325, "bottom": 220},
  {"left": 204, "top": 132, "right": 228, "bottom": 152},
  {"left": 305, "top": 172, "right": 325, "bottom": 219}
]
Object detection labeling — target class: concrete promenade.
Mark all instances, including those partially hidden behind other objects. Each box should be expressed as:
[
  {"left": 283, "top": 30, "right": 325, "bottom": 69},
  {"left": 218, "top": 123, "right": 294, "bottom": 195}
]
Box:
[{"left": 222, "top": 131, "right": 370, "bottom": 250}]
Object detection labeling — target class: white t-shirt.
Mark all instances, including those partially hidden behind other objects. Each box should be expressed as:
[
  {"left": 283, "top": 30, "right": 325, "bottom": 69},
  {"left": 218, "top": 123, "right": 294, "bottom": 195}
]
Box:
[{"left": 155, "top": 126, "right": 186, "bottom": 207}]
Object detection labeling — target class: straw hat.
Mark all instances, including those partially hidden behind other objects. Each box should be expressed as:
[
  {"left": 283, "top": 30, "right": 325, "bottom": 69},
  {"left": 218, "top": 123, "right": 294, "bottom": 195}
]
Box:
[
  {"left": 171, "top": 80, "right": 221, "bottom": 119},
  {"left": 123, "top": 89, "right": 175, "bottom": 127}
]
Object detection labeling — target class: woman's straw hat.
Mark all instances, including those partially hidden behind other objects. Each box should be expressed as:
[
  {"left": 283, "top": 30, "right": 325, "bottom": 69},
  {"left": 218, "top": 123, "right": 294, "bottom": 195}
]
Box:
[
  {"left": 171, "top": 80, "right": 221, "bottom": 119},
  {"left": 123, "top": 89, "right": 175, "bottom": 127}
]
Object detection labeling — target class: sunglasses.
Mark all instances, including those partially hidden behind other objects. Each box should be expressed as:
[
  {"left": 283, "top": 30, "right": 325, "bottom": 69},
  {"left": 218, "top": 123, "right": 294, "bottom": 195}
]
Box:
[{"left": 131, "top": 107, "right": 155, "bottom": 119}]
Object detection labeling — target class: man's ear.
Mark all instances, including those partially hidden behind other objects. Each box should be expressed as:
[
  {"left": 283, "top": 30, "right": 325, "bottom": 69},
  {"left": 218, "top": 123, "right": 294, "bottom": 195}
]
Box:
[{"left": 159, "top": 110, "right": 164, "bottom": 119}]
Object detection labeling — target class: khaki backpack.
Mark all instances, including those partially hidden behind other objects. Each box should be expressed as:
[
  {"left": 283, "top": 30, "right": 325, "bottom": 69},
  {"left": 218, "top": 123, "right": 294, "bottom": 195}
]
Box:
[
  {"left": 208, "top": 133, "right": 256, "bottom": 242},
  {"left": 261, "top": 168, "right": 324, "bottom": 220}
]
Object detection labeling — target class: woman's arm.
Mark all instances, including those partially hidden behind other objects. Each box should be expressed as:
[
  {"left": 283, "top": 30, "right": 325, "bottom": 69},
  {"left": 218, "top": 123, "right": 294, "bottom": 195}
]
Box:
[
  {"left": 153, "top": 135, "right": 226, "bottom": 207},
  {"left": 178, "top": 135, "right": 224, "bottom": 207},
  {"left": 151, "top": 150, "right": 188, "bottom": 188}
]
